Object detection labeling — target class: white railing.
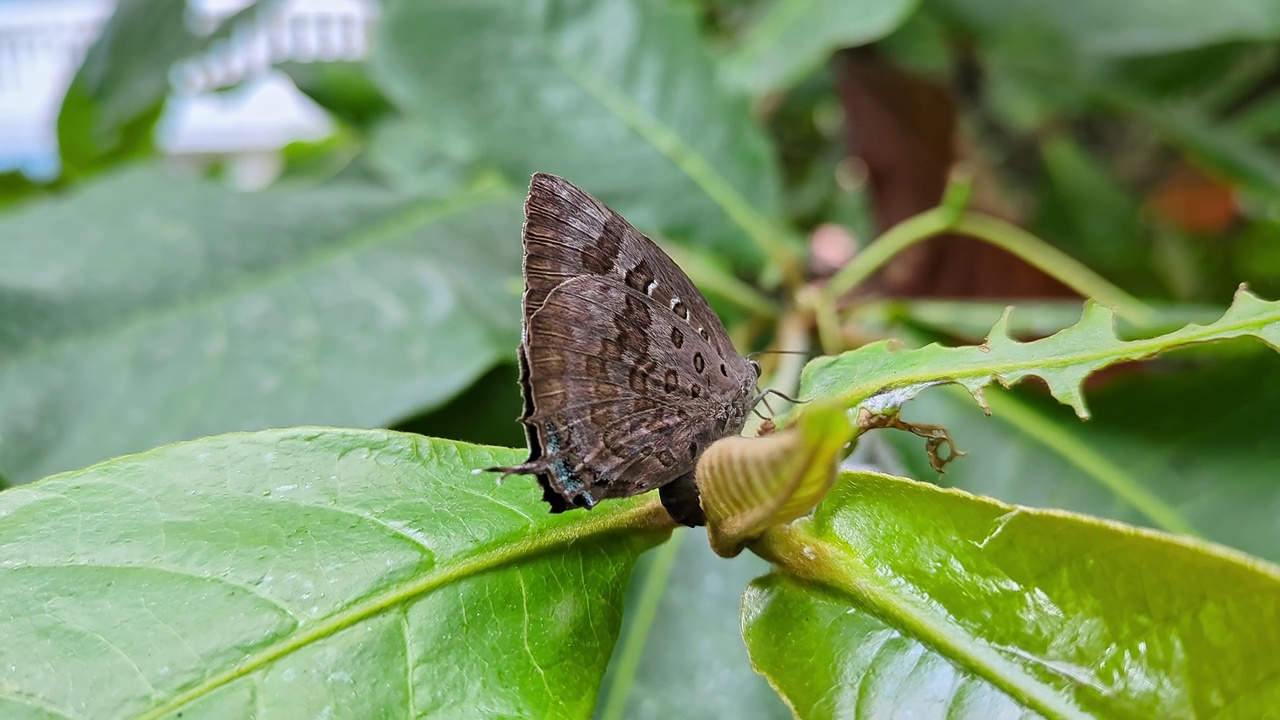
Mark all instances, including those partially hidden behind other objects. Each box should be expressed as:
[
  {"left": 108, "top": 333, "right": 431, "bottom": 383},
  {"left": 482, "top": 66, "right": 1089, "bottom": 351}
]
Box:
[{"left": 172, "top": 0, "right": 377, "bottom": 94}]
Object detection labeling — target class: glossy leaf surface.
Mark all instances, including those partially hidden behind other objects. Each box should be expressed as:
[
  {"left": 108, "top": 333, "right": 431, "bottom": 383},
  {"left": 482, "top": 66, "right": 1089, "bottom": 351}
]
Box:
[
  {"left": 0, "top": 430, "right": 671, "bottom": 718},
  {"left": 885, "top": 352, "right": 1280, "bottom": 563},
  {"left": 595, "top": 530, "right": 789, "bottom": 720},
  {"left": 744, "top": 472, "right": 1280, "bottom": 718}
]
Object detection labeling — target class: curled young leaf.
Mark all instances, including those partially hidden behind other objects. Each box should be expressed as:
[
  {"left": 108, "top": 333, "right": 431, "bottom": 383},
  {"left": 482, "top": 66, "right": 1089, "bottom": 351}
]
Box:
[{"left": 698, "top": 406, "right": 853, "bottom": 557}]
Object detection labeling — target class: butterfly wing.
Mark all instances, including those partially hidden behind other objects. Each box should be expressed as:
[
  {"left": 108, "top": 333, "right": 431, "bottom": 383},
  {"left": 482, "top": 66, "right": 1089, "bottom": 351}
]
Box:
[
  {"left": 494, "top": 274, "right": 756, "bottom": 512},
  {"left": 489, "top": 173, "right": 758, "bottom": 518}
]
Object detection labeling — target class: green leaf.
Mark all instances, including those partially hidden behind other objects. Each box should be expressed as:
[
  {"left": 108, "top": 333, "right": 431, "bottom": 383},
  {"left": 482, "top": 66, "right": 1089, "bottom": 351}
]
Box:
[
  {"left": 0, "top": 429, "right": 671, "bottom": 718},
  {"left": 55, "top": 0, "right": 270, "bottom": 174},
  {"left": 56, "top": 0, "right": 188, "bottom": 171},
  {"left": 874, "top": 299, "right": 1225, "bottom": 345},
  {"left": 723, "top": 0, "right": 919, "bottom": 95},
  {"left": 0, "top": 168, "right": 522, "bottom": 484},
  {"left": 935, "top": 0, "right": 1280, "bottom": 56},
  {"left": 278, "top": 61, "right": 395, "bottom": 129},
  {"left": 800, "top": 287, "right": 1280, "bottom": 421},
  {"left": 362, "top": 116, "right": 475, "bottom": 197},
  {"left": 596, "top": 529, "right": 790, "bottom": 720},
  {"left": 372, "top": 0, "right": 788, "bottom": 268},
  {"left": 882, "top": 350, "right": 1280, "bottom": 563},
  {"left": 744, "top": 471, "right": 1280, "bottom": 718}
]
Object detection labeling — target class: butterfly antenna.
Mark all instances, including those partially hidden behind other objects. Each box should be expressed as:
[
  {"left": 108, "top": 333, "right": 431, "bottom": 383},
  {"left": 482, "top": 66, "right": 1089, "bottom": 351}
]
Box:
[
  {"left": 764, "top": 388, "right": 808, "bottom": 405},
  {"left": 760, "top": 393, "right": 778, "bottom": 417},
  {"left": 746, "top": 349, "right": 812, "bottom": 359}
]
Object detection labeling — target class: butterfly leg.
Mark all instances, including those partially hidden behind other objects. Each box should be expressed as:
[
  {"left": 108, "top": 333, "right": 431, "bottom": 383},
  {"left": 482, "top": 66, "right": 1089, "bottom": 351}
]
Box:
[{"left": 659, "top": 471, "right": 705, "bottom": 527}]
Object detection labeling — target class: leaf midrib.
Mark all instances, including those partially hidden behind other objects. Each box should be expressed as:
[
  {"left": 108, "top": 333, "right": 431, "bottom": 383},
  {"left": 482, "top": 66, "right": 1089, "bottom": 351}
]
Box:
[
  {"left": 137, "top": 498, "right": 671, "bottom": 719},
  {"left": 758, "top": 524, "right": 1091, "bottom": 720},
  {"left": 0, "top": 184, "right": 507, "bottom": 372}
]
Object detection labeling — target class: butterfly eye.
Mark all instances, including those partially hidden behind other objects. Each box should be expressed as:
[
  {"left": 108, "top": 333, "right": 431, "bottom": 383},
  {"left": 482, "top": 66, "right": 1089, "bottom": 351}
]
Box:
[{"left": 750, "top": 359, "right": 762, "bottom": 377}]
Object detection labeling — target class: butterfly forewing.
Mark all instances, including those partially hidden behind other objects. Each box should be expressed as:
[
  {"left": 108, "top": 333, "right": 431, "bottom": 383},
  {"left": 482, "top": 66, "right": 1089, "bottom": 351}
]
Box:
[{"left": 487, "top": 173, "right": 759, "bottom": 523}]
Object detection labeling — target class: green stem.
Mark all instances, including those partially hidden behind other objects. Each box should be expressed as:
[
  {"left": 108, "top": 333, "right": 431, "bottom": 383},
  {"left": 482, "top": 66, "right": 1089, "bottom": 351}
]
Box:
[
  {"left": 598, "top": 531, "right": 685, "bottom": 720},
  {"left": 822, "top": 209, "right": 1156, "bottom": 326},
  {"left": 824, "top": 208, "right": 951, "bottom": 301},
  {"left": 661, "top": 242, "right": 781, "bottom": 318},
  {"left": 804, "top": 284, "right": 843, "bottom": 355},
  {"left": 746, "top": 310, "right": 810, "bottom": 435}
]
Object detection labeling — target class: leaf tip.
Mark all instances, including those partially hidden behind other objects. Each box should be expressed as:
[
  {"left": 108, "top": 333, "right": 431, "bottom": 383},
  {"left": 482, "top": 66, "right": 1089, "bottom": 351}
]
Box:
[{"left": 984, "top": 306, "right": 1016, "bottom": 348}]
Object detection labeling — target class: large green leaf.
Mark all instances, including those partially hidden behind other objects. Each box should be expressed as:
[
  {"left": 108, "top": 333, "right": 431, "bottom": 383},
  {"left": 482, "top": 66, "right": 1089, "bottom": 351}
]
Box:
[
  {"left": 723, "top": 0, "right": 919, "bottom": 95},
  {"left": 0, "top": 168, "right": 522, "bottom": 484},
  {"left": 595, "top": 529, "right": 789, "bottom": 720},
  {"left": 743, "top": 471, "right": 1280, "bottom": 718},
  {"left": 933, "top": 0, "right": 1280, "bottom": 56},
  {"left": 0, "top": 429, "right": 671, "bottom": 718},
  {"left": 884, "top": 350, "right": 1280, "bottom": 563},
  {"left": 372, "top": 0, "right": 787, "bottom": 267}
]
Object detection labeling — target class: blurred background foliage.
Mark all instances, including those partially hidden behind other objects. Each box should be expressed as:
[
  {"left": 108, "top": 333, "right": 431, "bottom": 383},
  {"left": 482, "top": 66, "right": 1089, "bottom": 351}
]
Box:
[{"left": 2, "top": 0, "right": 1279, "bottom": 716}]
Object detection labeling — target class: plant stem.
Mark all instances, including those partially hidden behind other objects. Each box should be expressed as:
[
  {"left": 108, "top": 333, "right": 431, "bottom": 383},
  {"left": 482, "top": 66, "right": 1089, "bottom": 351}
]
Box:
[
  {"left": 745, "top": 310, "right": 810, "bottom": 435},
  {"left": 821, "top": 209, "right": 1156, "bottom": 327},
  {"left": 661, "top": 241, "right": 781, "bottom": 318},
  {"left": 597, "top": 530, "right": 686, "bottom": 720}
]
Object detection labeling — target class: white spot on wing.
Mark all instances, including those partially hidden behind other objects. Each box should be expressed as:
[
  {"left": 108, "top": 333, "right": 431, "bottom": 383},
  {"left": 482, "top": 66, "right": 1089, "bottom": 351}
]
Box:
[{"left": 646, "top": 280, "right": 659, "bottom": 295}]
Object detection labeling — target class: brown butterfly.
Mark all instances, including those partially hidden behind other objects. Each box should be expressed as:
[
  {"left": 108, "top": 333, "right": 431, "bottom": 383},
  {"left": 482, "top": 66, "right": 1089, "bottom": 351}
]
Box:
[{"left": 485, "top": 174, "right": 760, "bottom": 526}]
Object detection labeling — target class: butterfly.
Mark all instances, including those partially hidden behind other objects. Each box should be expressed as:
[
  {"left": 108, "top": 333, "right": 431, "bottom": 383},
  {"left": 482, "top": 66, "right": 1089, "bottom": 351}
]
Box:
[{"left": 484, "top": 174, "right": 761, "bottom": 526}]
